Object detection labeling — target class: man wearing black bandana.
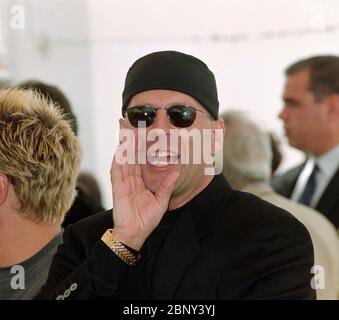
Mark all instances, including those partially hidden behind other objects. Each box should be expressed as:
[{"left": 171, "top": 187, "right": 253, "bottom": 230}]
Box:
[{"left": 38, "top": 51, "right": 316, "bottom": 300}]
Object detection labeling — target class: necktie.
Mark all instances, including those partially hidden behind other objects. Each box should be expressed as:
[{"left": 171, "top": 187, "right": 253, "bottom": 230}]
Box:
[{"left": 298, "top": 163, "right": 319, "bottom": 206}]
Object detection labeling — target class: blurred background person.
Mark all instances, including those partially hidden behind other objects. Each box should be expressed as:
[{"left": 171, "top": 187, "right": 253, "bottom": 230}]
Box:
[
  {"left": 0, "top": 88, "right": 81, "bottom": 299},
  {"left": 272, "top": 56, "right": 339, "bottom": 228},
  {"left": 221, "top": 111, "right": 339, "bottom": 300},
  {"left": 77, "top": 171, "right": 103, "bottom": 207},
  {"left": 17, "top": 80, "right": 105, "bottom": 227},
  {"left": 17, "top": 80, "right": 78, "bottom": 134},
  {"left": 268, "top": 132, "right": 283, "bottom": 175}
]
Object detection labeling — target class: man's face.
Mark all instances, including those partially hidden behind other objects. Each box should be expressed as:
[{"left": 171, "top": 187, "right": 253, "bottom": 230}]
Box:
[
  {"left": 120, "top": 89, "right": 222, "bottom": 197},
  {"left": 279, "top": 70, "right": 328, "bottom": 154}
]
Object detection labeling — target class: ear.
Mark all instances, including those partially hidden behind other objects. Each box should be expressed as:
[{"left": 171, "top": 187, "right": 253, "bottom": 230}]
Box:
[
  {"left": 323, "top": 94, "right": 339, "bottom": 120},
  {"left": 0, "top": 172, "right": 10, "bottom": 206}
]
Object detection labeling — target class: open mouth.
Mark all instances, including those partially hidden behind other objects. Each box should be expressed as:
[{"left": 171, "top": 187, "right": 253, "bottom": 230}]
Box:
[{"left": 147, "top": 150, "right": 179, "bottom": 167}]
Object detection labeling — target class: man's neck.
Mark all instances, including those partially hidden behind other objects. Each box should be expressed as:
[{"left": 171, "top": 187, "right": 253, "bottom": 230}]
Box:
[
  {"left": 0, "top": 210, "right": 61, "bottom": 268},
  {"left": 168, "top": 175, "right": 214, "bottom": 210},
  {"left": 311, "top": 140, "right": 339, "bottom": 158}
]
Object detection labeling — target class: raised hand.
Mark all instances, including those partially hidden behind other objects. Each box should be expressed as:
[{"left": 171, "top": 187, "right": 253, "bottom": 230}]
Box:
[{"left": 110, "top": 144, "right": 179, "bottom": 251}]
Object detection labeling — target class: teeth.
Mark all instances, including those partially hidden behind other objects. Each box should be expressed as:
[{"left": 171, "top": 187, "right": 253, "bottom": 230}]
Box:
[
  {"left": 149, "top": 150, "right": 177, "bottom": 157},
  {"left": 147, "top": 150, "right": 179, "bottom": 167}
]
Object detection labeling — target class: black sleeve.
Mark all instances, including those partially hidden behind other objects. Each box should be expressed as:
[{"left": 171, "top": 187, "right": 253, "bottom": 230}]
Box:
[{"left": 36, "top": 224, "right": 131, "bottom": 300}]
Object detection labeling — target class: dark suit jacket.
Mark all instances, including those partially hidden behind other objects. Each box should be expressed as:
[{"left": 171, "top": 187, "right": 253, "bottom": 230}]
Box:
[
  {"left": 38, "top": 175, "right": 315, "bottom": 300},
  {"left": 271, "top": 163, "right": 339, "bottom": 228}
]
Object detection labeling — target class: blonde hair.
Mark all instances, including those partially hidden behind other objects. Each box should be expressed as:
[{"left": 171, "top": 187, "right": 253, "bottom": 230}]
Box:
[{"left": 0, "top": 88, "right": 81, "bottom": 224}]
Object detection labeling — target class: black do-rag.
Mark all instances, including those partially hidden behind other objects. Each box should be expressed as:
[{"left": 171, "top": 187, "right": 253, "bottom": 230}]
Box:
[{"left": 122, "top": 51, "right": 219, "bottom": 120}]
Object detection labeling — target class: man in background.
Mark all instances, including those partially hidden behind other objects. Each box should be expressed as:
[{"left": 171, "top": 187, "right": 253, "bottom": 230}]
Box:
[
  {"left": 272, "top": 56, "right": 339, "bottom": 228},
  {"left": 0, "top": 88, "right": 81, "bottom": 299},
  {"left": 222, "top": 111, "right": 339, "bottom": 299}
]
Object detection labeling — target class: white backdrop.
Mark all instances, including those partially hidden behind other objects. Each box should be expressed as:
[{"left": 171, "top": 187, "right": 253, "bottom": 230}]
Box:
[{"left": 2, "top": 0, "right": 339, "bottom": 208}]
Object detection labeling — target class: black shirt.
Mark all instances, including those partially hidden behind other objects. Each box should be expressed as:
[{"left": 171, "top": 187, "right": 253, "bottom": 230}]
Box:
[{"left": 119, "top": 207, "right": 182, "bottom": 299}]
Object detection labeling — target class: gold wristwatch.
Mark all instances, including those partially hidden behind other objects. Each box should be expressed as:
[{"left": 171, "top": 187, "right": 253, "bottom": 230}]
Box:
[{"left": 101, "top": 229, "right": 141, "bottom": 266}]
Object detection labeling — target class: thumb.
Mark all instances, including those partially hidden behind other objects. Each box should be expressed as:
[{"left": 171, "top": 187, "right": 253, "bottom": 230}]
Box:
[{"left": 154, "top": 171, "right": 180, "bottom": 207}]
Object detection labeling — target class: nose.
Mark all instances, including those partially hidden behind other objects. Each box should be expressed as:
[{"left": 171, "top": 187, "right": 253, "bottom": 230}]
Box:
[
  {"left": 278, "top": 106, "right": 288, "bottom": 121},
  {"left": 150, "top": 109, "right": 172, "bottom": 133}
]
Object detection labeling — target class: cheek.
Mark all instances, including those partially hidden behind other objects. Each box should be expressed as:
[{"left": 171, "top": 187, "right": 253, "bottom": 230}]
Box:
[
  {"left": 303, "top": 108, "right": 323, "bottom": 126},
  {"left": 288, "top": 108, "right": 311, "bottom": 129},
  {"left": 293, "top": 110, "right": 322, "bottom": 137},
  {"left": 291, "top": 108, "right": 305, "bottom": 121}
]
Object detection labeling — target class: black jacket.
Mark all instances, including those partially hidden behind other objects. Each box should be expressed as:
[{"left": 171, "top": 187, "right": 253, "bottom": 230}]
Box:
[
  {"left": 38, "top": 175, "right": 315, "bottom": 300},
  {"left": 271, "top": 164, "right": 339, "bottom": 228}
]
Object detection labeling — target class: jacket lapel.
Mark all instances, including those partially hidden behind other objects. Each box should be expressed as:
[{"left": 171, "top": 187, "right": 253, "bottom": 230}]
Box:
[
  {"left": 315, "top": 168, "right": 339, "bottom": 220},
  {"left": 152, "top": 174, "right": 233, "bottom": 299},
  {"left": 151, "top": 208, "right": 199, "bottom": 299},
  {"left": 271, "top": 163, "right": 305, "bottom": 198}
]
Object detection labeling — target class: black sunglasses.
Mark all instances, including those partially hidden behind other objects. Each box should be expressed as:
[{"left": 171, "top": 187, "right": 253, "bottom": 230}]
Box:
[{"left": 124, "top": 105, "right": 210, "bottom": 128}]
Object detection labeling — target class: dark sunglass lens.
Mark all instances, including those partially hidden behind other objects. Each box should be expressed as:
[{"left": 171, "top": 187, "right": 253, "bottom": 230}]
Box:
[
  {"left": 127, "top": 107, "right": 155, "bottom": 128},
  {"left": 168, "top": 106, "right": 196, "bottom": 127}
]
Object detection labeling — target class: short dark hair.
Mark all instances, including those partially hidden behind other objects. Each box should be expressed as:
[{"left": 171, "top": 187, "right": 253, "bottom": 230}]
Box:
[
  {"left": 285, "top": 55, "right": 339, "bottom": 101},
  {"left": 16, "top": 80, "right": 78, "bottom": 135}
]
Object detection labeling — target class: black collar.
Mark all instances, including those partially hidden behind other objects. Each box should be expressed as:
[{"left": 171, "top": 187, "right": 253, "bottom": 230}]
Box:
[{"left": 189, "top": 174, "right": 233, "bottom": 239}]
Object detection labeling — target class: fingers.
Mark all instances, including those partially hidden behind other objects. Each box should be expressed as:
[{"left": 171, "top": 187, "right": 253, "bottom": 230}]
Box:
[
  {"left": 111, "top": 152, "right": 124, "bottom": 184},
  {"left": 135, "top": 163, "right": 142, "bottom": 177},
  {"left": 154, "top": 171, "right": 180, "bottom": 208},
  {"left": 111, "top": 143, "right": 144, "bottom": 193},
  {"left": 121, "top": 162, "right": 134, "bottom": 178},
  {"left": 111, "top": 145, "right": 136, "bottom": 187},
  {"left": 116, "top": 132, "right": 142, "bottom": 179}
]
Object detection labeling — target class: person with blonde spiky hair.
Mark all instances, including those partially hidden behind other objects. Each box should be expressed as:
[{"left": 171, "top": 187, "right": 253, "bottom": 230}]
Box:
[{"left": 0, "top": 88, "right": 81, "bottom": 299}]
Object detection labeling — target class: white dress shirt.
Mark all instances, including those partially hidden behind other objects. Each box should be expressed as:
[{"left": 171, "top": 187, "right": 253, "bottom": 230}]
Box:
[{"left": 291, "top": 144, "right": 339, "bottom": 208}]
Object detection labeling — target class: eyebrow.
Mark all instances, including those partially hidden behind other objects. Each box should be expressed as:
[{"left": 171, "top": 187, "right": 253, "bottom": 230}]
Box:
[{"left": 282, "top": 96, "right": 301, "bottom": 105}]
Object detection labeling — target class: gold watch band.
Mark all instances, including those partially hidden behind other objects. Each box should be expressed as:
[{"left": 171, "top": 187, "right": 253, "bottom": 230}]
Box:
[{"left": 101, "top": 229, "right": 141, "bottom": 266}]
